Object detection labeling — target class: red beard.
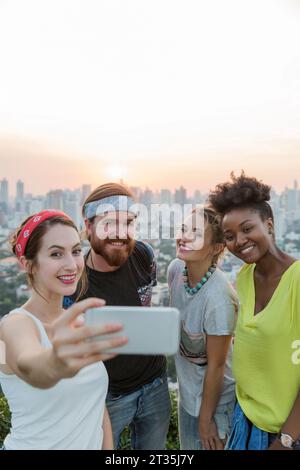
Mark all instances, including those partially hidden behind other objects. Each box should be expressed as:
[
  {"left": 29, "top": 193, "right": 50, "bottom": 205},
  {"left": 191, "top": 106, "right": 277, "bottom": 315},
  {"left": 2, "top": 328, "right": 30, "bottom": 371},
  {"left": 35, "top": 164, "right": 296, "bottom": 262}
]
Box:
[{"left": 90, "top": 237, "right": 136, "bottom": 267}]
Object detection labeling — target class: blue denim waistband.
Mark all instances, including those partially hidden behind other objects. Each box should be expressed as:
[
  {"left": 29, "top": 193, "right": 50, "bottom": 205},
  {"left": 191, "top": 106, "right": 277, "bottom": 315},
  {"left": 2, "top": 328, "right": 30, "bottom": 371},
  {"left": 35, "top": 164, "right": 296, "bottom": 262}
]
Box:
[{"left": 226, "top": 402, "right": 271, "bottom": 450}]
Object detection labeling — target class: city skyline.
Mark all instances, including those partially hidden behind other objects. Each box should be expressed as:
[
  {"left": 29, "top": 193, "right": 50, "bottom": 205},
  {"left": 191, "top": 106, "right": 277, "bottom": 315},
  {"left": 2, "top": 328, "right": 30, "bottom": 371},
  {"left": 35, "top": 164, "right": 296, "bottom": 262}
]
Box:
[
  {"left": 0, "top": 174, "right": 299, "bottom": 201},
  {"left": 0, "top": 173, "right": 300, "bottom": 254}
]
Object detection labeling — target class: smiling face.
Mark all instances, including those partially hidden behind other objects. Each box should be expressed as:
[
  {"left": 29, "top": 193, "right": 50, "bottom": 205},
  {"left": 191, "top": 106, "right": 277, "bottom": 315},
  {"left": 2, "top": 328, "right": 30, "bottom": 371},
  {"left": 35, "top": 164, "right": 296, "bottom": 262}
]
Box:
[
  {"left": 28, "top": 224, "right": 84, "bottom": 297},
  {"left": 86, "top": 211, "right": 136, "bottom": 267},
  {"left": 222, "top": 207, "right": 274, "bottom": 264},
  {"left": 176, "top": 212, "right": 218, "bottom": 264}
]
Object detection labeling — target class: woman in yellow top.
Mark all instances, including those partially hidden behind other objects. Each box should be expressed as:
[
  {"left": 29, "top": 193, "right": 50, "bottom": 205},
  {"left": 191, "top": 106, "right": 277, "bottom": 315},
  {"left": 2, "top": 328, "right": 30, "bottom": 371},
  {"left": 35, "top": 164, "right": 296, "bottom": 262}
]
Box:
[{"left": 209, "top": 172, "right": 300, "bottom": 451}]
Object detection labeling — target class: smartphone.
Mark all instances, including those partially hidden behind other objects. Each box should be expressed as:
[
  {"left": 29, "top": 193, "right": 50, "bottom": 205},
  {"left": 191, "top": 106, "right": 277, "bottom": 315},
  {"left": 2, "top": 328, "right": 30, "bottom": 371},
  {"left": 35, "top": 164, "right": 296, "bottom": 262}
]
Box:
[{"left": 85, "top": 306, "right": 180, "bottom": 355}]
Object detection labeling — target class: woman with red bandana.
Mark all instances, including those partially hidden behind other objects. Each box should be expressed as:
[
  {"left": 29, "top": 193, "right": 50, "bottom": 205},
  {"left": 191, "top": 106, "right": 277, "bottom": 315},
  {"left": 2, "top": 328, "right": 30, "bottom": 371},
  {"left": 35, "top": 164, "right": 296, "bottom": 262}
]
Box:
[{"left": 0, "top": 210, "right": 127, "bottom": 450}]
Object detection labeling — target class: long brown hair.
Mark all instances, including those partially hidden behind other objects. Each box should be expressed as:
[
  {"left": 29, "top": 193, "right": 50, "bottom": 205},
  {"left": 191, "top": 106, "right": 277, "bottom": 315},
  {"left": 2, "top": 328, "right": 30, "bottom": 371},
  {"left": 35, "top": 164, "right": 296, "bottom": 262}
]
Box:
[{"left": 192, "top": 206, "right": 225, "bottom": 264}]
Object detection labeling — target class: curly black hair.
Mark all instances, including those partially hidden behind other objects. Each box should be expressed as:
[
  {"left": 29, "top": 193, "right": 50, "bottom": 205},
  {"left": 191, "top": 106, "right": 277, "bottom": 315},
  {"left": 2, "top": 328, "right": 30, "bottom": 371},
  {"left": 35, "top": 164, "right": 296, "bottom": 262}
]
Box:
[{"left": 208, "top": 171, "right": 274, "bottom": 221}]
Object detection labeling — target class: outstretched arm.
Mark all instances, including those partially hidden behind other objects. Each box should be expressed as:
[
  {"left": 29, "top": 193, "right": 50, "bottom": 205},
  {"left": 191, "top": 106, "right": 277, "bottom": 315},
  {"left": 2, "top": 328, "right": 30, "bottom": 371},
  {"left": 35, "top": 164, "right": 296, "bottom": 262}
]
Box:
[{"left": 0, "top": 298, "right": 127, "bottom": 389}]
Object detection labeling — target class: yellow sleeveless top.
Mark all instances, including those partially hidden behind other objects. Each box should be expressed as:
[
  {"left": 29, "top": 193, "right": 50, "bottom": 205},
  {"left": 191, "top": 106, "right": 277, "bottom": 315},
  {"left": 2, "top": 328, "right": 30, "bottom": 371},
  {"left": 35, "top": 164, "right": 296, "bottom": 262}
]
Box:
[{"left": 233, "top": 261, "right": 300, "bottom": 433}]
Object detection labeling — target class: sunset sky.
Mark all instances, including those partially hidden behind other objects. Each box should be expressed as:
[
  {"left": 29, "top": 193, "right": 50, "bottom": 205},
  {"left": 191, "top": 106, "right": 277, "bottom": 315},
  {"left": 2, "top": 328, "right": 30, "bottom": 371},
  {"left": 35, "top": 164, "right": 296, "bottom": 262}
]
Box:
[{"left": 1, "top": 0, "right": 300, "bottom": 196}]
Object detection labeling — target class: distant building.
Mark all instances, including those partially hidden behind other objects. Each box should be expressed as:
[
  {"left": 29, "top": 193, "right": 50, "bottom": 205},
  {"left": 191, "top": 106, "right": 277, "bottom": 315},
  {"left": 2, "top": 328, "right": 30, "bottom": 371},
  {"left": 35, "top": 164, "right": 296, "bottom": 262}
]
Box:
[
  {"left": 160, "top": 189, "right": 172, "bottom": 205},
  {"left": 46, "top": 190, "right": 64, "bottom": 211},
  {"left": 0, "top": 210, "right": 6, "bottom": 226},
  {"left": 140, "top": 188, "right": 153, "bottom": 207},
  {"left": 274, "top": 208, "right": 286, "bottom": 241},
  {"left": 193, "top": 190, "right": 204, "bottom": 205},
  {"left": 15, "top": 180, "right": 24, "bottom": 212},
  {"left": 29, "top": 197, "right": 44, "bottom": 215},
  {"left": 281, "top": 180, "right": 300, "bottom": 223},
  {"left": 81, "top": 184, "right": 92, "bottom": 205},
  {"left": 174, "top": 186, "right": 187, "bottom": 206},
  {"left": 16, "top": 180, "right": 24, "bottom": 201},
  {"left": 0, "top": 178, "right": 9, "bottom": 208},
  {"left": 63, "top": 190, "right": 82, "bottom": 228}
]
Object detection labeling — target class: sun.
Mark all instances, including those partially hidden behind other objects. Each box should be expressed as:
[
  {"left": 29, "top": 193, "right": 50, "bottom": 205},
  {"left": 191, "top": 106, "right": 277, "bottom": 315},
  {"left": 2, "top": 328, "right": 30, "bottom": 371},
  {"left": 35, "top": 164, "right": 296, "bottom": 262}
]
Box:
[{"left": 105, "top": 164, "right": 127, "bottom": 181}]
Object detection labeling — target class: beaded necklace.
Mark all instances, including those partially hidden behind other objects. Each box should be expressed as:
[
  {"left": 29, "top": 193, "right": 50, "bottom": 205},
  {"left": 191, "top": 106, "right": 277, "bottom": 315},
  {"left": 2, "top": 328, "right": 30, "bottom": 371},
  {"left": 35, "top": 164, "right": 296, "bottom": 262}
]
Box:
[{"left": 183, "top": 264, "right": 216, "bottom": 295}]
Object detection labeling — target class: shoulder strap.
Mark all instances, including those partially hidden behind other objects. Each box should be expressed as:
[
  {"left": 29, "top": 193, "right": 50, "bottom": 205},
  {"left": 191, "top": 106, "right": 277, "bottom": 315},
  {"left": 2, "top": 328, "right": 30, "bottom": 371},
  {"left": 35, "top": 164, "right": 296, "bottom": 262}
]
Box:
[{"left": 8, "top": 309, "right": 52, "bottom": 348}]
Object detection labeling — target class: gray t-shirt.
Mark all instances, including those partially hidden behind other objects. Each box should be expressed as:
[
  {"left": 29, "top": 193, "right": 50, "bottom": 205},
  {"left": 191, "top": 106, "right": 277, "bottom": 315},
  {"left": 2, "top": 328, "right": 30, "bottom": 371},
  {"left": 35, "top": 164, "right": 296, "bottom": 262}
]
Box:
[{"left": 168, "top": 258, "right": 238, "bottom": 417}]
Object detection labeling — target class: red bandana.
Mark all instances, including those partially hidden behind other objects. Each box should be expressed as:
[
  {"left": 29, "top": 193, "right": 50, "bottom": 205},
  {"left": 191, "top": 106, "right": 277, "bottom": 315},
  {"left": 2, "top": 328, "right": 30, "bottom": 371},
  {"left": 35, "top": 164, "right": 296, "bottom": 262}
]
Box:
[{"left": 15, "top": 210, "right": 72, "bottom": 259}]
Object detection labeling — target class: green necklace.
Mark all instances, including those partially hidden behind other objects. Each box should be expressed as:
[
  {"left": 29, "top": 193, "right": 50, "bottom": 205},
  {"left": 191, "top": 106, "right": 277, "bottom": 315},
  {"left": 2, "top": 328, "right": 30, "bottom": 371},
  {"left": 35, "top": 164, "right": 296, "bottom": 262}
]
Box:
[{"left": 183, "top": 264, "right": 216, "bottom": 295}]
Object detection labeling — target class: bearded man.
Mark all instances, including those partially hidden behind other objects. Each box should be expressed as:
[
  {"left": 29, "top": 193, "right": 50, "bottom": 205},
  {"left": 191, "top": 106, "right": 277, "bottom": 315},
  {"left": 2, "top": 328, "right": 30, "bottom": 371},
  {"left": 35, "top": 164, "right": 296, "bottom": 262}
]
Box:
[{"left": 64, "top": 183, "right": 170, "bottom": 450}]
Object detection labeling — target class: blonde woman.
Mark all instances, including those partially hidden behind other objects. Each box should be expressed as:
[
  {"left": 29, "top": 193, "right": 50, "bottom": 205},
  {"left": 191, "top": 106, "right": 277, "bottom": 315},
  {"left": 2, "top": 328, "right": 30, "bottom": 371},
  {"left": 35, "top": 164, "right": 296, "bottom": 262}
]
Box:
[{"left": 168, "top": 207, "right": 237, "bottom": 450}]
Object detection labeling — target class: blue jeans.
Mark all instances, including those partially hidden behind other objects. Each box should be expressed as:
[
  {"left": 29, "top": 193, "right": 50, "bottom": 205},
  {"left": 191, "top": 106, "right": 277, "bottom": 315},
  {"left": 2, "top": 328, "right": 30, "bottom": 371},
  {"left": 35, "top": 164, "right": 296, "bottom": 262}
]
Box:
[
  {"left": 106, "top": 373, "right": 171, "bottom": 450},
  {"left": 226, "top": 401, "right": 300, "bottom": 450},
  {"left": 179, "top": 399, "right": 235, "bottom": 450}
]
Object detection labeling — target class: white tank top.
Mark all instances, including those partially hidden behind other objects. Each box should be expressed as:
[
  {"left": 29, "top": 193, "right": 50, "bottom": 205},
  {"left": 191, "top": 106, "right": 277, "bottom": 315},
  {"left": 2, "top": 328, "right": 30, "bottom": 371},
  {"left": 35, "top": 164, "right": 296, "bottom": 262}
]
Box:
[{"left": 0, "top": 308, "right": 109, "bottom": 450}]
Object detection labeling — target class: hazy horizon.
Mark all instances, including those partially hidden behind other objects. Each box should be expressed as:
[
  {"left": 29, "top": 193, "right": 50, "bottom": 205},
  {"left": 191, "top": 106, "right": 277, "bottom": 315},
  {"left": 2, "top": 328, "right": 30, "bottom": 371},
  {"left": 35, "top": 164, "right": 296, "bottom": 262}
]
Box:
[{"left": 1, "top": 134, "right": 300, "bottom": 196}]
